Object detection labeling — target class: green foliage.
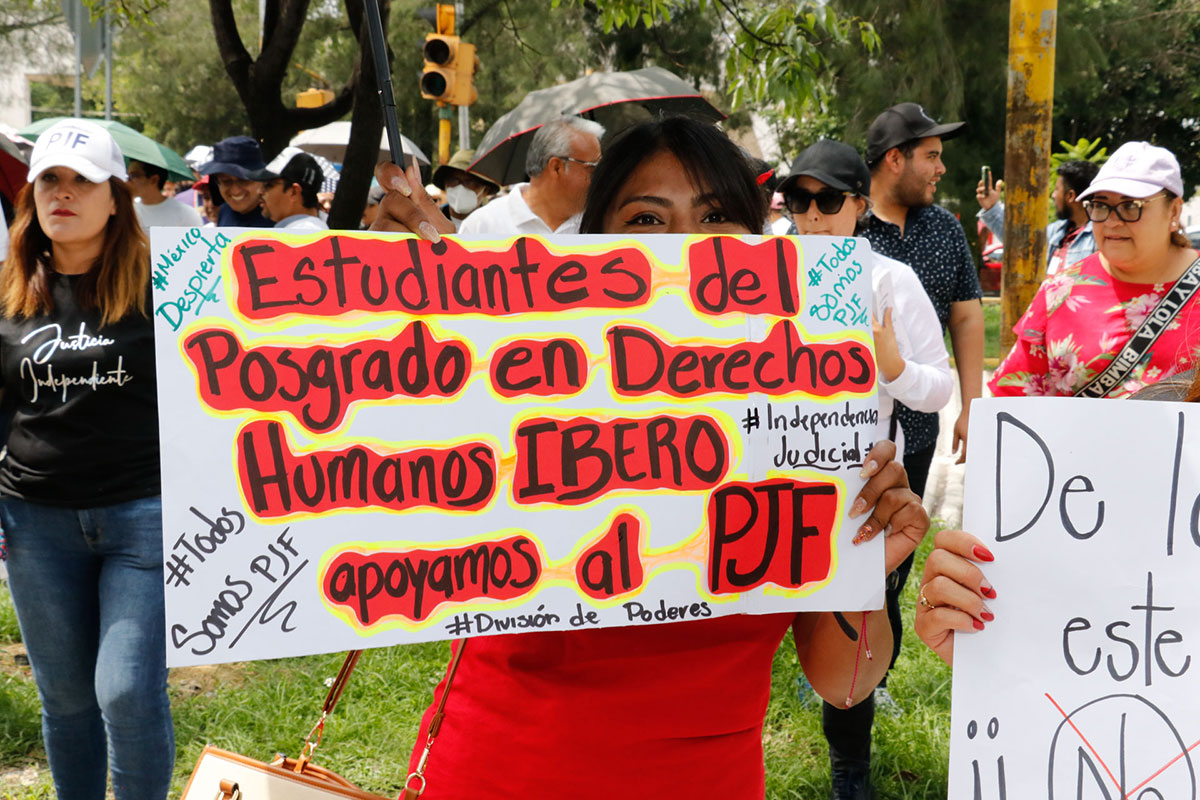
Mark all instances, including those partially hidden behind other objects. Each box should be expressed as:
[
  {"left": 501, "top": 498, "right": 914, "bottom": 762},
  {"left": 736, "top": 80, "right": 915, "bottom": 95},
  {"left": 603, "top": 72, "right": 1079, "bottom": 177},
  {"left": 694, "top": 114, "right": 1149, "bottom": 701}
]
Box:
[
  {"left": 1050, "top": 137, "right": 1108, "bottom": 170},
  {"left": 557, "top": 0, "right": 880, "bottom": 144},
  {"left": 1053, "top": 0, "right": 1200, "bottom": 195},
  {"left": 100, "top": 0, "right": 254, "bottom": 150},
  {"left": 0, "top": 584, "right": 19, "bottom": 643}
]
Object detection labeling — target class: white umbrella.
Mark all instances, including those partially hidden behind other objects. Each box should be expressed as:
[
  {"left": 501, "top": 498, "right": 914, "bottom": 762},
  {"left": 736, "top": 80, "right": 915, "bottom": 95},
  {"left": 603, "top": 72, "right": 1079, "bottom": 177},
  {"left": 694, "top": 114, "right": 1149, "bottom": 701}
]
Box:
[
  {"left": 184, "top": 144, "right": 213, "bottom": 171},
  {"left": 267, "top": 146, "right": 341, "bottom": 193},
  {"left": 289, "top": 121, "right": 429, "bottom": 167}
]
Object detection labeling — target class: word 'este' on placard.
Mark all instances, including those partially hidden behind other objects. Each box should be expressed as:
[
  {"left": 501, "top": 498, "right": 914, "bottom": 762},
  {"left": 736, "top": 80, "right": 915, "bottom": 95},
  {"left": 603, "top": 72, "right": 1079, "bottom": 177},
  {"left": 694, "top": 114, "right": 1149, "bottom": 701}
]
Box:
[{"left": 230, "top": 235, "right": 654, "bottom": 319}]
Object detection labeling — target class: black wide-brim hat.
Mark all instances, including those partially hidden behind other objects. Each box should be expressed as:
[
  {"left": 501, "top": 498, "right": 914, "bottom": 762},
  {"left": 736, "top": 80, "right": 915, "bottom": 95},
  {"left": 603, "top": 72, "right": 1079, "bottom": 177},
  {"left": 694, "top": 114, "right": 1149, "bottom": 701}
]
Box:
[
  {"left": 199, "top": 135, "right": 267, "bottom": 179},
  {"left": 865, "top": 103, "right": 965, "bottom": 165}
]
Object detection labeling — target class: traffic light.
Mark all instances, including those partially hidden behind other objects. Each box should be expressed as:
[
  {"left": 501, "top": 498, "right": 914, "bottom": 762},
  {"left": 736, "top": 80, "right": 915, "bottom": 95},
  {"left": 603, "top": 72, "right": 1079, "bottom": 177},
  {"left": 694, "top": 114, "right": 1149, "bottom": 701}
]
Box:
[{"left": 420, "top": 33, "right": 477, "bottom": 107}]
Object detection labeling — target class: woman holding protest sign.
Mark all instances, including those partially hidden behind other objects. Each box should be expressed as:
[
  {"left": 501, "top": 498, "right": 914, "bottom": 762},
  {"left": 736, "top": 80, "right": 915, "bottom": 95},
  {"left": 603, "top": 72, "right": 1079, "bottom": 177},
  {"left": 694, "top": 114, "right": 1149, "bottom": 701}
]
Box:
[
  {"left": 925, "top": 143, "right": 1200, "bottom": 666},
  {"left": 0, "top": 119, "right": 172, "bottom": 799},
  {"left": 372, "top": 116, "right": 929, "bottom": 799},
  {"left": 989, "top": 141, "right": 1200, "bottom": 399},
  {"left": 780, "top": 138, "right": 952, "bottom": 798},
  {"left": 915, "top": 362, "right": 1200, "bottom": 667}
]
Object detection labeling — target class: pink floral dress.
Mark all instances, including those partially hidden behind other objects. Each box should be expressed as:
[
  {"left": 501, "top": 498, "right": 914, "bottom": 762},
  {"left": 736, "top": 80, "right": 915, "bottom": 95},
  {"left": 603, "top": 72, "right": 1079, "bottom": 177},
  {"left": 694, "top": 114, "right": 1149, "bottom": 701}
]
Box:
[{"left": 990, "top": 253, "right": 1200, "bottom": 397}]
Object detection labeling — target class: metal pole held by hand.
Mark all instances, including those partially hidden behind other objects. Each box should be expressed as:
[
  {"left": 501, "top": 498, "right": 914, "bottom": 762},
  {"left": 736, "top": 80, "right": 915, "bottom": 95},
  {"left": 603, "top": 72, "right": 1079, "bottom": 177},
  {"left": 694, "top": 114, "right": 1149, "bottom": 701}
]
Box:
[{"left": 363, "top": 0, "right": 406, "bottom": 168}]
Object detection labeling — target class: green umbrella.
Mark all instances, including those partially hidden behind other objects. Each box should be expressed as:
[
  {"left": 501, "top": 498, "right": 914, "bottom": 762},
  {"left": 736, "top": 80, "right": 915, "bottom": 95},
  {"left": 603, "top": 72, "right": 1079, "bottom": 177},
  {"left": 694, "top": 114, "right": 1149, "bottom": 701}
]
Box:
[{"left": 18, "top": 117, "right": 194, "bottom": 182}]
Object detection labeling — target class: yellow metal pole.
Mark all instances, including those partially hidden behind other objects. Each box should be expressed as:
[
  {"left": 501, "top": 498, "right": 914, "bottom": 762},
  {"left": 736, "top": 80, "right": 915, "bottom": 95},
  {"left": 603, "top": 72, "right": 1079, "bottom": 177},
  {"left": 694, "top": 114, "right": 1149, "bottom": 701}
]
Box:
[
  {"left": 438, "top": 103, "right": 453, "bottom": 165},
  {"left": 1000, "top": 0, "right": 1057, "bottom": 352}
]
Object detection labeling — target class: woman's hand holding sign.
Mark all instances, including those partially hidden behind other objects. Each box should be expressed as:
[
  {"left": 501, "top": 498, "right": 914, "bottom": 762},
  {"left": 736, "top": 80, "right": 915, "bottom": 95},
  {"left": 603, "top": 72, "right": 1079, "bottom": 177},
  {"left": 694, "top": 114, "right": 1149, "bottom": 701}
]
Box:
[
  {"left": 849, "top": 439, "right": 928, "bottom": 575},
  {"left": 371, "top": 160, "right": 455, "bottom": 241},
  {"left": 914, "top": 528, "right": 997, "bottom": 666}
]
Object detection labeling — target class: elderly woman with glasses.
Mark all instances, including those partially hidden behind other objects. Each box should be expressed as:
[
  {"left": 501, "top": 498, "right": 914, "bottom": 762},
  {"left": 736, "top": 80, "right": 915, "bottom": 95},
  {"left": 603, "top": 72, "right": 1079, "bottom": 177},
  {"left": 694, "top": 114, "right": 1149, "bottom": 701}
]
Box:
[{"left": 990, "top": 142, "right": 1200, "bottom": 398}]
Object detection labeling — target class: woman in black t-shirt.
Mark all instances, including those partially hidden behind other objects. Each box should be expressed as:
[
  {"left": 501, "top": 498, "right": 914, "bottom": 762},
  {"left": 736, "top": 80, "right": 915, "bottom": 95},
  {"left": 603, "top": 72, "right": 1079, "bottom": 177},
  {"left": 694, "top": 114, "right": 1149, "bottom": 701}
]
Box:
[{"left": 0, "top": 119, "right": 171, "bottom": 800}]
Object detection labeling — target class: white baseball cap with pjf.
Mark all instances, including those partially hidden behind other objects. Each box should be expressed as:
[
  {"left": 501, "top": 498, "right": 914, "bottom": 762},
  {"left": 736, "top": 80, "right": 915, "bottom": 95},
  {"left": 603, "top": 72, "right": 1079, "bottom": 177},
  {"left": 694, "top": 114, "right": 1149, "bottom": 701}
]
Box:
[
  {"left": 28, "top": 119, "right": 127, "bottom": 184},
  {"left": 1077, "top": 141, "right": 1183, "bottom": 201}
]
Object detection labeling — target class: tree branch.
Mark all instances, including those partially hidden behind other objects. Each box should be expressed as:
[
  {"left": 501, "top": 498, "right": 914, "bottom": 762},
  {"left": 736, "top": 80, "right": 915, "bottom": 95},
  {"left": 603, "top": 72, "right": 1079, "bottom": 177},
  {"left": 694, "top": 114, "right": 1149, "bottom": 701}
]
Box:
[
  {"left": 261, "top": 0, "right": 280, "bottom": 47},
  {"left": 258, "top": 0, "right": 311, "bottom": 84},
  {"left": 0, "top": 14, "right": 63, "bottom": 36},
  {"left": 461, "top": 0, "right": 505, "bottom": 35},
  {"left": 712, "top": 0, "right": 787, "bottom": 49},
  {"left": 208, "top": 0, "right": 252, "bottom": 88}
]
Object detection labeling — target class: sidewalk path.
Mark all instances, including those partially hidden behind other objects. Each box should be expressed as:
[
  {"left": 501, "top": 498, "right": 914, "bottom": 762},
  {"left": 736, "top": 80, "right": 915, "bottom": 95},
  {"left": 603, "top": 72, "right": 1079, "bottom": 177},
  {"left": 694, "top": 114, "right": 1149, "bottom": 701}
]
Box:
[{"left": 921, "top": 372, "right": 994, "bottom": 530}]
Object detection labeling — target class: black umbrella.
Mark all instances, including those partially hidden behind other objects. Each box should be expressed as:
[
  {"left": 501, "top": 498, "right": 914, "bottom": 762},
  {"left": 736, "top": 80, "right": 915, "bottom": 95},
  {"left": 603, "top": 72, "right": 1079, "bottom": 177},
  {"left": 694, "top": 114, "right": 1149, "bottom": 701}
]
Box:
[{"left": 470, "top": 66, "right": 725, "bottom": 187}]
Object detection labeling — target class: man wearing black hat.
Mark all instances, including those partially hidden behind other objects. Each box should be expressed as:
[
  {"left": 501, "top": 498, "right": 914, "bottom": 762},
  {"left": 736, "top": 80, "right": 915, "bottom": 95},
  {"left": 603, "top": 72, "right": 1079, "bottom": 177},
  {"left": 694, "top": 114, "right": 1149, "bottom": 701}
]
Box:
[
  {"left": 255, "top": 151, "right": 329, "bottom": 232},
  {"left": 861, "top": 103, "right": 983, "bottom": 485},
  {"left": 199, "top": 135, "right": 274, "bottom": 228}
]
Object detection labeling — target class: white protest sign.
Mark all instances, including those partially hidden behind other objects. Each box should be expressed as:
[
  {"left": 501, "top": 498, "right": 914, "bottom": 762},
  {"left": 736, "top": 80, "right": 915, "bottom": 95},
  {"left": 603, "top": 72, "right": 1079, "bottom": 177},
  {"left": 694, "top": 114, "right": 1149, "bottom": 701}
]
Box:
[
  {"left": 953, "top": 396, "right": 1200, "bottom": 799},
  {"left": 152, "top": 228, "right": 883, "bottom": 667}
]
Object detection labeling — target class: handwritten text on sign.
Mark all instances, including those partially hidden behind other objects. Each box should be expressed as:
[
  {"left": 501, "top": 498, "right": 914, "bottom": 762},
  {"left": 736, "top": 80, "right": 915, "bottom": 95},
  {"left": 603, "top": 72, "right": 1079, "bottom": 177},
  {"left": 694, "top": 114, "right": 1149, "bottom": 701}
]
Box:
[
  {"left": 953, "top": 397, "right": 1200, "bottom": 799},
  {"left": 152, "top": 229, "right": 881, "bottom": 667}
]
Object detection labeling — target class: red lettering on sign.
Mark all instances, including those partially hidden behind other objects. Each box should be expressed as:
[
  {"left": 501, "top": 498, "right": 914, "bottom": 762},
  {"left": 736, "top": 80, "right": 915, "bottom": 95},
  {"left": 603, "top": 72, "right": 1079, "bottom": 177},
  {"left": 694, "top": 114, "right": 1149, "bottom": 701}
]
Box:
[
  {"left": 512, "top": 414, "right": 730, "bottom": 505},
  {"left": 236, "top": 420, "right": 496, "bottom": 517},
  {"left": 323, "top": 537, "right": 542, "bottom": 624},
  {"left": 183, "top": 322, "right": 470, "bottom": 433},
  {"left": 688, "top": 236, "right": 799, "bottom": 317},
  {"left": 607, "top": 319, "right": 875, "bottom": 398},
  {"left": 706, "top": 479, "right": 840, "bottom": 594},
  {"left": 575, "top": 512, "right": 645, "bottom": 599},
  {"left": 489, "top": 337, "right": 589, "bottom": 398},
  {"left": 231, "top": 235, "right": 653, "bottom": 320}
]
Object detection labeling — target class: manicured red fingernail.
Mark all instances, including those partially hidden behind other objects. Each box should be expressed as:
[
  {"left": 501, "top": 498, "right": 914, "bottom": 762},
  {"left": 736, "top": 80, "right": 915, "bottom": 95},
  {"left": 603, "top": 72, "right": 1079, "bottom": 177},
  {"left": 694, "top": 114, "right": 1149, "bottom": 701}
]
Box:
[
  {"left": 981, "top": 584, "right": 996, "bottom": 599},
  {"left": 980, "top": 610, "right": 995, "bottom": 622},
  {"left": 973, "top": 545, "right": 995, "bottom": 562},
  {"left": 973, "top": 618, "right": 985, "bottom": 630}
]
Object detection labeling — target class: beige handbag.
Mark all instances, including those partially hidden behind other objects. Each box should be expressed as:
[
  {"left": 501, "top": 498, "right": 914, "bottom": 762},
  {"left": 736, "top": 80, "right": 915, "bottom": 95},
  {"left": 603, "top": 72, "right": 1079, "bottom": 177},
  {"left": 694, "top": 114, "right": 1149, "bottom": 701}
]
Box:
[{"left": 180, "top": 645, "right": 467, "bottom": 799}]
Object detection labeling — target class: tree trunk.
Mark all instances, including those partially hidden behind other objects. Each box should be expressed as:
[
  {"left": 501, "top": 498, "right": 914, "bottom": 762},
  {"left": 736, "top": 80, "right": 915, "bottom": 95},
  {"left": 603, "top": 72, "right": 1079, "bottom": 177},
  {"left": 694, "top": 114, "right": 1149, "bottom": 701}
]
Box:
[{"left": 208, "top": 0, "right": 359, "bottom": 158}]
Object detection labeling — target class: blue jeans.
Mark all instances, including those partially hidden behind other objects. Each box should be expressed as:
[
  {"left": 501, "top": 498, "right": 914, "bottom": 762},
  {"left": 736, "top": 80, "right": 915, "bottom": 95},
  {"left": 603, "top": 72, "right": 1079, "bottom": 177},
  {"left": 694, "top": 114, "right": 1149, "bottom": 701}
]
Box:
[{"left": 1, "top": 494, "right": 174, "bottom": 800}]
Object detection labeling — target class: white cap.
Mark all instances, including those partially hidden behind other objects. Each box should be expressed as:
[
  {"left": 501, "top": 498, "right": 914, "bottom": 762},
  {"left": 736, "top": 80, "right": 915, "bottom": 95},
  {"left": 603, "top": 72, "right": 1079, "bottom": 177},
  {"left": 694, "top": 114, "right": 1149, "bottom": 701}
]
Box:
[
  {"left": 28, "top": 119, "right": 127, "bottom": 184},
  {"left": 1077, "top": 141, "right": 1183, "bottom": 201}
]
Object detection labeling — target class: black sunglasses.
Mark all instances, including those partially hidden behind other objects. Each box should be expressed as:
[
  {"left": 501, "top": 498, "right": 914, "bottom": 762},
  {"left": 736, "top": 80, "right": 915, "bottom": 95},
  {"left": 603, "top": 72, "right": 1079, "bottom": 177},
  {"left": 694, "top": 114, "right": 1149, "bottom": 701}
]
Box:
[{"left": 783, "top": 188, "right": 855, "bottom": 216}]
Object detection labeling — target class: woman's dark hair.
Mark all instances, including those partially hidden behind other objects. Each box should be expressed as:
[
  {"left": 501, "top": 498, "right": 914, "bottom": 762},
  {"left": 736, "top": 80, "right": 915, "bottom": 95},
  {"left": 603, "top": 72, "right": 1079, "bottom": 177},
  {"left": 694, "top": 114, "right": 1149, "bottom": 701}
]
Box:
[
  {"left": 1165, "top": 190, "right": 1191, "bottom": 249},
  {"left": 579, "top": 117, "right": 767, "bottom": 234}
]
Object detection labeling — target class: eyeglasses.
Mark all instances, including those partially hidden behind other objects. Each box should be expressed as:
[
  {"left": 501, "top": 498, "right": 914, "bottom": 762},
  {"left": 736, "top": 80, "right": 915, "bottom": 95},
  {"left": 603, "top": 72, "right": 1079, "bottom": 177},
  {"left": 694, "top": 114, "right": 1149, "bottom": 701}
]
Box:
[
  {"left": 557, "top": 155, "right": 599, "bottom": 170},
  {"left": 782, "top": 188, "right": 855, "bottom": 216},
  {"left": 1082, "top": 192, "right": 1166, "bottom": 223},
  {"left": 216, "top": 175, "right": 254, "bottom": 189}
]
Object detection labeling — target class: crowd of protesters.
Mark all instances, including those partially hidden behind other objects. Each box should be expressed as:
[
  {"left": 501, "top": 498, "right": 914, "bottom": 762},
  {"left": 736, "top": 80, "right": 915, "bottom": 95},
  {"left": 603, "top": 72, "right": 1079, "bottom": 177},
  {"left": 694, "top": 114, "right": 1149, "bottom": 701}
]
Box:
[{"left": 0, "top": 93, "right": 1197, "bottom": 800}]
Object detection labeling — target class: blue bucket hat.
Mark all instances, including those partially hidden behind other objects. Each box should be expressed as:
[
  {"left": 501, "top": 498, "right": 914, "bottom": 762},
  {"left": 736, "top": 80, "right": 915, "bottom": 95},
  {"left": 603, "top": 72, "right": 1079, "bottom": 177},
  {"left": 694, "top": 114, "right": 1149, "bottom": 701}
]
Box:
[{"left": 199, "top": 135, "right": 267, "bottom": 179}]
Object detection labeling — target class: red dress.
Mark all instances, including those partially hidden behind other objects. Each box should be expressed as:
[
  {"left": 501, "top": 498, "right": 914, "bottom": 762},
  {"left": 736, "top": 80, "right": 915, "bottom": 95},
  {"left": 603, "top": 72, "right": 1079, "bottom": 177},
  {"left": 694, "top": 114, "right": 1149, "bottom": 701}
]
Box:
[
  {"left": 990, "top": 253, "right": 1200, "bottom": 398},
  {"left": 409, "top": 614, "right": 805, "bottom": 799}
]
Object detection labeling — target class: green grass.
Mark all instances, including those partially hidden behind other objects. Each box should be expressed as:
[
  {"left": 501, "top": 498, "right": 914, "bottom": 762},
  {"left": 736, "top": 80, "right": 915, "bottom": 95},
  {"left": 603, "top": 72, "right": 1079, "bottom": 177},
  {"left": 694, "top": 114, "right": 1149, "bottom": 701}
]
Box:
[
  {"left": 983, "top": 300, "right": 1002, "bottom": 363},
  {"left": 947, "top": 299, "right": 1003, "bottom": 371},
  {"left": 0, "top": 535, "right": 952, "bottom": 799}
]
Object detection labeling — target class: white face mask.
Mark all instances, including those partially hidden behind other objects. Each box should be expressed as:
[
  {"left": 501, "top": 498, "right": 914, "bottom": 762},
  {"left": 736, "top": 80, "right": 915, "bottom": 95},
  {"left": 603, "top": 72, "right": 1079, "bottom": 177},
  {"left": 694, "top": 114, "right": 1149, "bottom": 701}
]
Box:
[{"left": 446, "top": 184, "right": 479, "bottom": 215}]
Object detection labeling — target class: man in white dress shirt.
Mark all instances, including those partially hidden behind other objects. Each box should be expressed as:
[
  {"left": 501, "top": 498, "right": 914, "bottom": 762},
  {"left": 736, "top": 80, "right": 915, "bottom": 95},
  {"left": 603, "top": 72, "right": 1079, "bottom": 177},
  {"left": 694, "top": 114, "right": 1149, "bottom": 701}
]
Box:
[{"left": 459, "top": 116, "right": 604, "bottom": 237}]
